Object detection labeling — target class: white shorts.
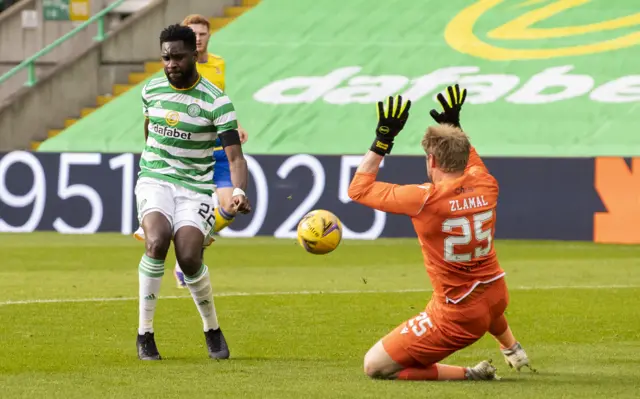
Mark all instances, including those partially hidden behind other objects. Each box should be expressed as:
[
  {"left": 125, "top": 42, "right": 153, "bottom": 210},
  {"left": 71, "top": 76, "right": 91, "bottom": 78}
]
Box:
[{"left": 134, "top": 177, "right": 216, "bottom": 244}]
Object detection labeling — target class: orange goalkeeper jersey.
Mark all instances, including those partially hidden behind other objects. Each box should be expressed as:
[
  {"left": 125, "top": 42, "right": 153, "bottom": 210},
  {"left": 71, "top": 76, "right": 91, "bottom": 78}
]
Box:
[{"left": 348, "top": 147, "right": 505, "bottom": 304}]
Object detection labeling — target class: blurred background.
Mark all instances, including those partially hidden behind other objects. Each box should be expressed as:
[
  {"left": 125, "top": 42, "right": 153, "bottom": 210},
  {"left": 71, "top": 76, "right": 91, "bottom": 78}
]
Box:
[{"left": 0, "top": 0, "right": 638, "bottom": 241}]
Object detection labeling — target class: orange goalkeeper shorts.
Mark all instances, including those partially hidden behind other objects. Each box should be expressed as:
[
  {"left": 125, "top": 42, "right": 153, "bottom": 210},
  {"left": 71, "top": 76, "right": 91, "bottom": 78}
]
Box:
[{"left": 382, "top": 277, "right": 509, "bottom": 367}]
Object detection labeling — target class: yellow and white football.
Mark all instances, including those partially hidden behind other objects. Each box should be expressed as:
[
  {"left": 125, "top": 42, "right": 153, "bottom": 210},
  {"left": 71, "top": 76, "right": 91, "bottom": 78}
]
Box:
[{"left": 296, "top": 209, "right": 343, "bottom": 255}]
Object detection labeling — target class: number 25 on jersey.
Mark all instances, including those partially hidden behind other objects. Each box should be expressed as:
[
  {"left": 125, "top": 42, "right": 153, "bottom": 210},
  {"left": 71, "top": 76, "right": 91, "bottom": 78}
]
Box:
[{"left": 442, "top": 210, "right": 493, "bottom": 262}]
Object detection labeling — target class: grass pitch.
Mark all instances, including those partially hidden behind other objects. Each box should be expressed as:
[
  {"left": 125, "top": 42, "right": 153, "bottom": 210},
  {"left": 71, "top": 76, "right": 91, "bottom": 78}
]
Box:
[{"left": 1, "top": 233, "right": 639, "bottom": 398}]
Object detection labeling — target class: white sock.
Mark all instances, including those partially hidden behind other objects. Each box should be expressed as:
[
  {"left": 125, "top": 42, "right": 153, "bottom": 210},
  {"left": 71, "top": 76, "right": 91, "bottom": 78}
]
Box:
[
  {"left": 184, "top": 264, "right": 220, "bottom": 331},
  {"left": 138, "top": 254, "right": 164, "bottom": 335}
]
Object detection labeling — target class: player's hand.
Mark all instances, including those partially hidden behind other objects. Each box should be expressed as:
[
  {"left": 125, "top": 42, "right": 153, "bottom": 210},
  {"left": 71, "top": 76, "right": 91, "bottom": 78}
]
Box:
[
  {"left": 238, "top": 126, "right": 248, "bottom": 144},
  {"left": 370, "top": 95, "right": 411, "bottom": 156},
  {"left": 231, "top": 194, "right": 252, "bottom": 214},
  {"left": 429, "top": 84, "right": 467, "bottom": 129}
]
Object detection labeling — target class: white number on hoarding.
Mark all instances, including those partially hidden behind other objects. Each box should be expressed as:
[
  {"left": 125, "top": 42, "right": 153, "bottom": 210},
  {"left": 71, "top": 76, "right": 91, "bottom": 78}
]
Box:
[
  {"left": 219, "top": 155, "right": 269, "bottom": 238},
  {"left": 0, "top": 151, "right": 46, "bottom": 232},
  {"left": 273, "top": 154, "right": 325, "bottom": 239},
  {"left": 52, "top": 153, "right": 103, "bottom": 234},
  {"left": 110, "top": 153, "right": 134, "bottom": 235}
]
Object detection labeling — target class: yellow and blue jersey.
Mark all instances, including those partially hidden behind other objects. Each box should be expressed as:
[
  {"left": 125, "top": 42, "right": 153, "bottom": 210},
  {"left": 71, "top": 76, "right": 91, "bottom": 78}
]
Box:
[
  {"left": 197, "top": 52, "right": 225, "bottom": 92},
  {"left": 196, "top": 53, "right": 232, "bottom": 187},
  {"left": 196, "top": 53, "right": 226, "bottom": 151}
]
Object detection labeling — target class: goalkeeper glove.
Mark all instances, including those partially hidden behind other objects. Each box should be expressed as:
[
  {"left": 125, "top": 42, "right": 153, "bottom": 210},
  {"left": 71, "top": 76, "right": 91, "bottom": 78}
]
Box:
[
  {"left": 370, "top": 95, "right": 412, "bottom": 156},
  {"left": 429, "top": 84, "right": 467, "bottom": 129}
]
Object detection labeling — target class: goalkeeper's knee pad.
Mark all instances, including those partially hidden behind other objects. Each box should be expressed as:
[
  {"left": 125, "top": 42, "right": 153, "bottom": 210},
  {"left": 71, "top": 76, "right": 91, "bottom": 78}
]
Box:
[{"left": 213, "top": 206, "right": 235, "bottom": 233}]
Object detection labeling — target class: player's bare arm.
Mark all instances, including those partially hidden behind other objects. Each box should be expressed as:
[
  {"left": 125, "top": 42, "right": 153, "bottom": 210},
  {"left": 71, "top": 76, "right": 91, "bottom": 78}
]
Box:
[
  {"left": 237, "top": 122, "right": 249, "bottom": 144},
  {"left": 220, "top": 130, "right": 251, "bottom": 214},
  {"left": 143, "top": 117, "right": 149, "bottom": 142},
  {"left": 142, "top": 84, "right": 150, "bottom": 142}
]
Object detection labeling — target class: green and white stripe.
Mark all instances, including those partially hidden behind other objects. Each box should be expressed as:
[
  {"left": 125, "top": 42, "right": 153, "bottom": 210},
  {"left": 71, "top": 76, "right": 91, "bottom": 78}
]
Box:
[
  {"left": 184, "top": 264, "right": 208, "bottom": 284},
  {"left": 139, "top": 76, "right": 238, "bottom": 195},
  {"left": 138, "top": 255, "right": 164, "bottom": 278}
]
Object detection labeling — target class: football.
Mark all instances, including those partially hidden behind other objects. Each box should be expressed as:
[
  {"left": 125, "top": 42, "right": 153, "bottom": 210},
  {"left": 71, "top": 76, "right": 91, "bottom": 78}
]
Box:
[{"left": 296, "top": 209, "right": 343, "bottom": 255}]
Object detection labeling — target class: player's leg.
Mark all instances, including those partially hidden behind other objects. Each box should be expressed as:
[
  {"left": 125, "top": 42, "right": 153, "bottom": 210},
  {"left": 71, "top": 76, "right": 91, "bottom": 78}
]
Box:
[
  {"left": 363, "top": 311, "right": 499, "bottom": 381},
  {"left": 134, "top": 217, "right": 185, "bottom": 290},
  {"left": 486, "top": 278, "right": 534, "bottom": 372},
  {"left": 173, "top": 190, "right": 229, "bottom": 359},
  {"left": 490, "top": 314, "right": 515, "bottom": 348},
  {"left": 172, "top": 150, "right": 234, "bottom": 288},
  {"left": 173, "top": 262, "right": 187, "bottom": 289},
  {"left": 490, "top": 315, "right": 534, "bottom": 372},
  {"left": 134, "top": 178, "right": 174, "bottom": 360},
  {"left": 214, "top": 187, "right": 236, "bottom": 229},
  {"left": 364, "top": 340, "right": 467, "bottom": 380}
]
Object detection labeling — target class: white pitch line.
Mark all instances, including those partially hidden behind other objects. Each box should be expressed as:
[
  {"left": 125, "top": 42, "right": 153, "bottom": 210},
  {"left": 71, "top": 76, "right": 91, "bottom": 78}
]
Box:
[{"left": 0, "top": 285, "right": 638, "bottom": 307}]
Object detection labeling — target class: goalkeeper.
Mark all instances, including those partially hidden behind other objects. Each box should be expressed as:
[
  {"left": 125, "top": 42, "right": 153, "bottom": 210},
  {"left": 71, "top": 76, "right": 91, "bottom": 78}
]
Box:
[{"left": 348, "top": 85, "right": 533, "bottom": 381}]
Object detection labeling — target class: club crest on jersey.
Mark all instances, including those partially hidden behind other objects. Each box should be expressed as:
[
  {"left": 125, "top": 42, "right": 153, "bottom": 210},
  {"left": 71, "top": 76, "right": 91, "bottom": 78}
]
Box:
[
  {"left": 165, "top": 111, "right": 180, "bottom": 127},
  {"left": 187, "top": 103, "right": 202, "bottom": 118}
]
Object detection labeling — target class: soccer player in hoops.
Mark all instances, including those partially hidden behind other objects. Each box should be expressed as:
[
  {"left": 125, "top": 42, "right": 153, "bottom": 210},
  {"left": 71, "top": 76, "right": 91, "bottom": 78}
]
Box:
[
  {"left": 135, "top": 24, "right": 251, "bottom": 360},
  {"left": 134, "top": 14, "right": 249, "bottom": 289},
  {"left": 347, "top": 85, "right": 533, "bottom": 380}
]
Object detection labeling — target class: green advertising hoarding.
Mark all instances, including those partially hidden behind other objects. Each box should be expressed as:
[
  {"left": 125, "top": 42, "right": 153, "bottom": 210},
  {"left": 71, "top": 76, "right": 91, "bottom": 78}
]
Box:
[{"left": 39, "top": 0, "right": 640, "bottom": 156}]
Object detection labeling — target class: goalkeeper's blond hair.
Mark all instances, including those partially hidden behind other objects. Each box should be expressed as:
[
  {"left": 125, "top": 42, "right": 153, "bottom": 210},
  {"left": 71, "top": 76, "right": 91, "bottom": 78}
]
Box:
[{"left": 421, "top": 124, "right": 470, "bottom": 173}]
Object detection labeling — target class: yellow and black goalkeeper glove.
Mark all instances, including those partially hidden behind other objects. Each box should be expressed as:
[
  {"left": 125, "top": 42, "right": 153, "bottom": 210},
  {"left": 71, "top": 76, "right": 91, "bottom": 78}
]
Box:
[
  {"left": 429, "top": 84, "right": 467, "bottom": 129},
  {"left": 370, "top": 95, "right": 412, "bottom": 156}
]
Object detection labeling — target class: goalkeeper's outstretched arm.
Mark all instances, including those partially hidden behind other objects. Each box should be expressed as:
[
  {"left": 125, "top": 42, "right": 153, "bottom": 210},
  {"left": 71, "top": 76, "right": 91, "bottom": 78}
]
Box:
[
  {"left": 348, "top": 151, "right": 432, "bottom": 217},
  {"left": 348, "top": 95, "right": 431, "bottom": 216}
]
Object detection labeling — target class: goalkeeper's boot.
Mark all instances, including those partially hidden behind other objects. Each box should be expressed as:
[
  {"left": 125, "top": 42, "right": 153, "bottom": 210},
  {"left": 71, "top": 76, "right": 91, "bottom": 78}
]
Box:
[
  {"left": 502, "top": 342, "right": 535, "bottom": 372},
  {"left": 173, "top": 263, "right": 187, "bottom": 289},
  {"left": 137, "top": 332, "right": 161, "bottom": 360},
  {"left": 465, "top": 360, "right": 500, "bottom": 381},
  {"left": 205, "top": 328, "right": 230, "bottom": 360}
]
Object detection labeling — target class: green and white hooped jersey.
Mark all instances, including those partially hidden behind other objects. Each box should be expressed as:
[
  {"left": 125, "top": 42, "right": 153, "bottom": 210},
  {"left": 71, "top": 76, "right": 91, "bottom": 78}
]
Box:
[{"left": 140, "top": 75, "right": 237, "bottom": 195}]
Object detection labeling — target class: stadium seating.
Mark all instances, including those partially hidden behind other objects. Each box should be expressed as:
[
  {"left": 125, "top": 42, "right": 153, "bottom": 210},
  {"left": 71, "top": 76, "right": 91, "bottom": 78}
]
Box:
[{"left": 32, "top": 0, "right": 261, "bottom": 151}]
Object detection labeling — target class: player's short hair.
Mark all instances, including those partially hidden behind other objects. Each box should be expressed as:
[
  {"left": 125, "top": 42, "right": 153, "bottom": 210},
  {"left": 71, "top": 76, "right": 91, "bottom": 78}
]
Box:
[
  {"left": 421, "top": 124, "right": 471, "bottom": 173},
  {"left": 159, "top": 23, "right": 197, "bottom": 51},
  {"left": 181, "top": 14, "right": 210, "bottom": 30}
]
